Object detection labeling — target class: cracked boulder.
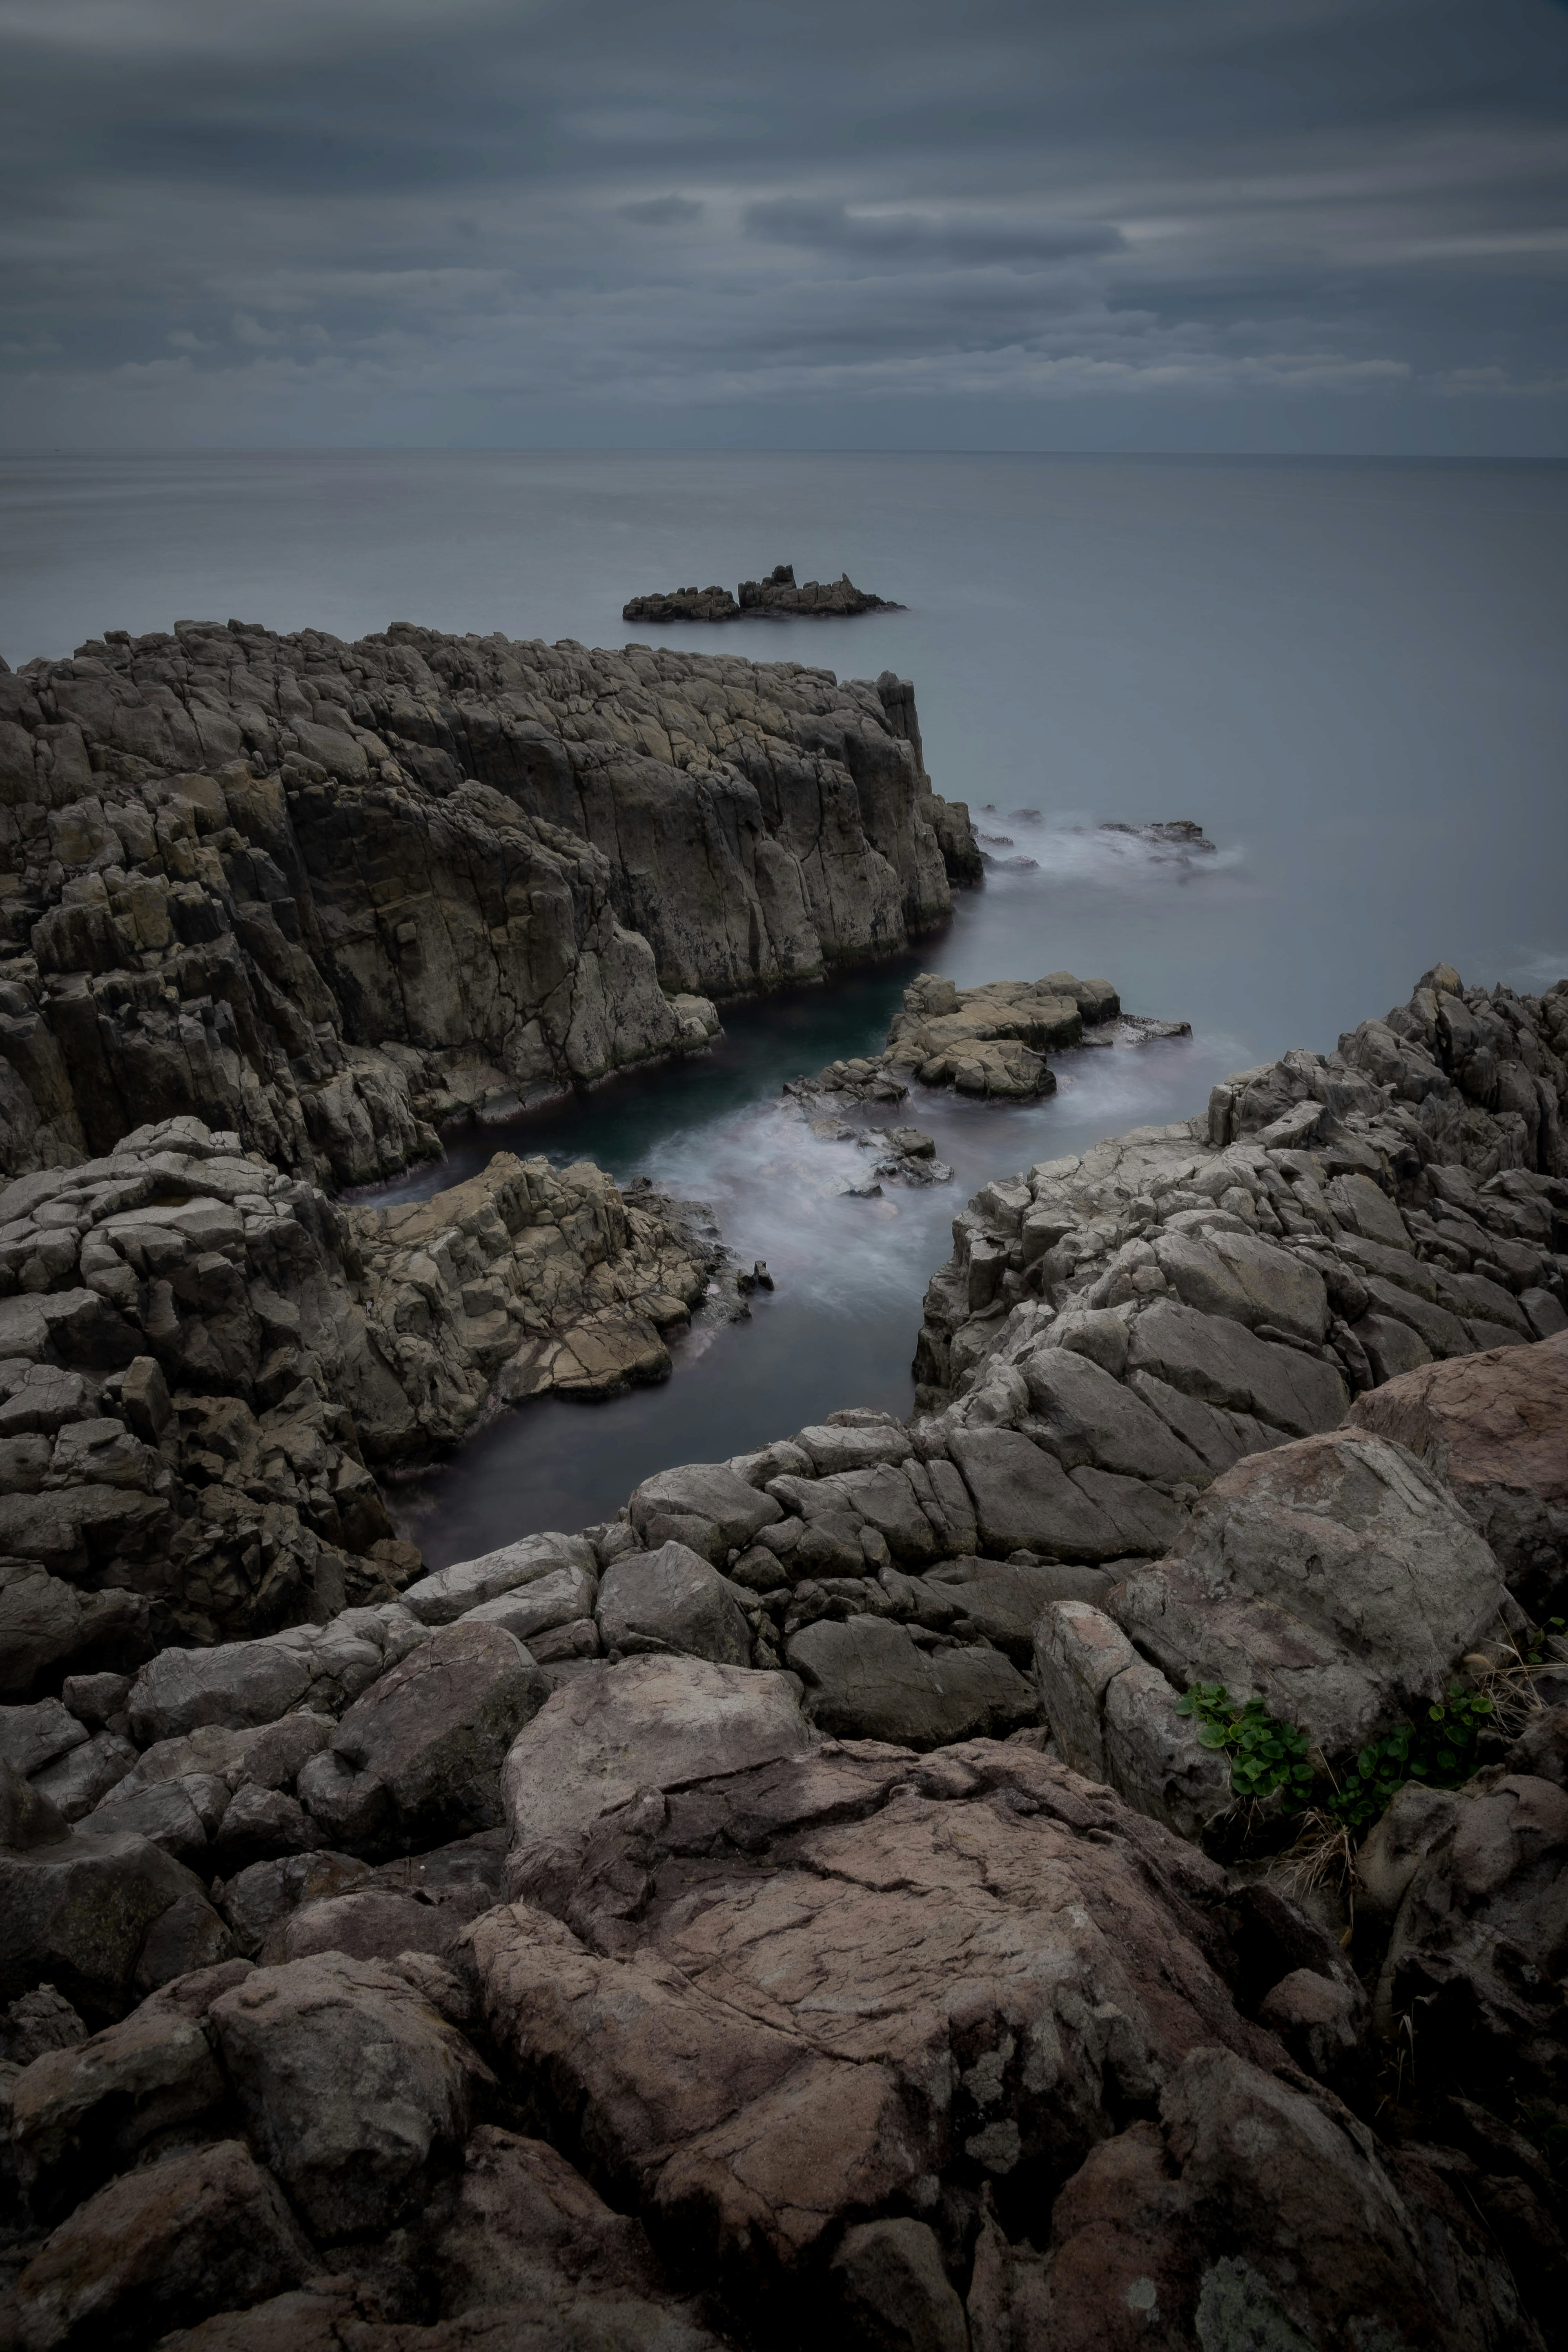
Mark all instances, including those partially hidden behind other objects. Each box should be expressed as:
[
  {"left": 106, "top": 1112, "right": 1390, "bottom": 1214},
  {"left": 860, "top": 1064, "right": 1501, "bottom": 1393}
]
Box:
[
  {"left": 1114, "top": 1427, "right": 1509, "bottom": 1762},
  {"left": 294, "top": 1620, "right": 547, "bottom": 1852},
  {"left": 480, "top": 1734, "right": 1517, "bottom": 2345}
]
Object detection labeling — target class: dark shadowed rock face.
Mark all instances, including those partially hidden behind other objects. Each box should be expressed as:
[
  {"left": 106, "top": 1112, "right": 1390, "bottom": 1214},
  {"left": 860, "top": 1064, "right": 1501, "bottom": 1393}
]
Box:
[
  {"left": 622, "top": 562, "right": 904, "bottom": 621},
  {"left": 0, "top": 624, "right": 971, "bottom": 1187}
]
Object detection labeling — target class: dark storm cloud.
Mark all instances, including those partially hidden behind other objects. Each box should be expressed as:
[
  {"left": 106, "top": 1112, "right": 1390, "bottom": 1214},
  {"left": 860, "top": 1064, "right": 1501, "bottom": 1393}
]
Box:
[{"left": 0, "top": 0, "right": 1564, "bottom": 448}]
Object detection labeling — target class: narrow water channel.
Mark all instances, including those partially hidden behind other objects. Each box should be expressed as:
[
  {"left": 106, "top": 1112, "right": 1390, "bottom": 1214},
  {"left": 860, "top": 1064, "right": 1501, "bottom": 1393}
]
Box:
[{"left": 380, "top": 823, "right": 1256, "bottom": 1565}]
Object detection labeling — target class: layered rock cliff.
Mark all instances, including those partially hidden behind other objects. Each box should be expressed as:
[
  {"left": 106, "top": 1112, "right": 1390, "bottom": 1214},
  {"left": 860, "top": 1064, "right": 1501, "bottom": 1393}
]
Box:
[{"left": 0, "top": 626, "right": 973, "bottom": 1186}]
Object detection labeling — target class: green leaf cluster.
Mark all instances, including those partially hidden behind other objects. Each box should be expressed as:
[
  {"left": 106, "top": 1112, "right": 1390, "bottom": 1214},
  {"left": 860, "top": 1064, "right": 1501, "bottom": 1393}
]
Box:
[
  {"left": 1323, "top": 1682, "right": 1494, "bottom": 1833},
  {"left": 1173, "top": 1676, "right": 1497, "bottom": 1829},
  {"left": 1174, "top": 1682, "right": 1315, "bottom": 1804}
]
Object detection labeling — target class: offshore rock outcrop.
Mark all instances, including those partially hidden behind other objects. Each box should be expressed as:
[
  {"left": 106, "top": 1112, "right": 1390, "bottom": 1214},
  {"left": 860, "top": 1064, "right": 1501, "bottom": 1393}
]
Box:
[
  {"left": 0, "top": 626, "right": 974, "bottom": 1187},
  {"left": 622, "top": 561, "right": 902, "bottom": 623}
]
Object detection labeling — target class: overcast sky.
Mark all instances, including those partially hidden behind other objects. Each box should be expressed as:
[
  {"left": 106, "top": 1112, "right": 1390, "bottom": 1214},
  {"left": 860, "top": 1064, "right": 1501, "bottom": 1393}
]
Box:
[{"left": 2, "top": 0, "right": 1566, "bottom": 452}]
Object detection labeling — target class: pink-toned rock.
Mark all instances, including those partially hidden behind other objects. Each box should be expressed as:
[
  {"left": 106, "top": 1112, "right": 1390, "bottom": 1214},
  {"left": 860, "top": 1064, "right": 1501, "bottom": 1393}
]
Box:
[{"left": 1350, "top": 1330, "right": 1568, "bottom": 1611}]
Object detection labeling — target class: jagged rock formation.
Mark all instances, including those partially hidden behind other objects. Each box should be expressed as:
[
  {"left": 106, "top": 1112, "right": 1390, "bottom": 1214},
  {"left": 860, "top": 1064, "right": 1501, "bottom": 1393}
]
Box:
[
  {"left": 620, "top": 584, "right": 743, "bottom": 622},
  {"left": 885, "top": 969, "right": 1122, "bottom": 1097},
  {"left": 0, "top": 626, "right": 974, "bottom": 1186},
  {"left": 5, "top": 965, "right": 1568, "bottom": 2347},
  {"left": 622, "top": 561, "right": 902, "bottom": 623},
  {"left": 0, "top": 1118, "right": 716, "bottom": 1686}
]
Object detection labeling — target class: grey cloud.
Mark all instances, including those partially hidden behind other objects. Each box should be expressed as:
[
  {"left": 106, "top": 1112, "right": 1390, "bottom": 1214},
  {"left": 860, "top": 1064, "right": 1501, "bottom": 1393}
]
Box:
[
  {"left": 742, "top": 198, "right": 1122, "bottom": 267},
  {"left": 617, "top": 194, "right": 706, "bottom": 225},
  {"left": 0, "top": 0, "right": 1563, "bottom": 452}
]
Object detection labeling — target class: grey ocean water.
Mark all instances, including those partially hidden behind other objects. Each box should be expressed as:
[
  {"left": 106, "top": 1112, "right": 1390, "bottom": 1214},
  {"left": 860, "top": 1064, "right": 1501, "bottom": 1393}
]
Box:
[{"left": 4, "top": 452, "right": 1564, "bottom": 1561}]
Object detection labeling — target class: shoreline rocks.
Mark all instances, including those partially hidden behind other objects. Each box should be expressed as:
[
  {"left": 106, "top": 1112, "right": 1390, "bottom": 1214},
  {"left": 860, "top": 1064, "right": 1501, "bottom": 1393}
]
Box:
[
  {"left": 3, "top": 957, "right": 1567, "bottom": 2350},
  {"left": 623, "top": 562, "right": 903, "bottom": 622},
  {"left": 0, "top": 1116, "right": 723, "bottom": 1682}
]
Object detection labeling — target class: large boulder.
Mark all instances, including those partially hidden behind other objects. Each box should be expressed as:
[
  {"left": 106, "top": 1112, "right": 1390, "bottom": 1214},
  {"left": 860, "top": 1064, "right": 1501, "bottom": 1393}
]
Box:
[
  {"left": 1350, "top": 1330, "right": 1568, "bottom": 1613},
  {"left": 784, "top": 1615, "right": 1036, "bottom": 1746},
  {"left": 987, "top": 2044, "right": 1530, "bottom": 2352},
  {"left": 1369, "top": 1771, "right": 1568, "bottom": 2106},
  {"left": 1125, "top": 1299, "right": 1349, "bottom": 1438},
  {"left": 597, "top": 1541, "right": 752, "bottom": 1665},
  {"left": 399, "top": 1531, "right": 599, "bottom": 1628},
  {"left": 1034, "top": 1600, "right": 1232, "bottom": 1843},
  {"left": 0, "top": 1761, "right": 230, "bottom": 2022},
  {"left": 482, "top": 1736, "right": 1512, "bottom": 2341},
  {"left": 1115, "top": 1428, "right": 1509, "bottom": 1761},
  {"left": 11, "top": 2140, "right": 313, "bottom": 2350},
  {"left": 8, "top": 1992, "right": 230, "bottom": 2221},
  {"left": 207, "top": 1953, "right": 493, "bottom": 2238},
  {"left": 125, "top": 1606, "right": 428, "bottom": 1744},
  {"left": 499, "top": 1655, "right": 815, "bottom": 1887},
  {"left": 413, "top": 2123, "right": 726, "bottom": 2346},
  {"left": 295, "top": 1621, "right": 546, "bottom": 1851},
  {"left": 945, "top": 1427, "right": 1180, "bottom": 1561},
  {"left": 628, "top": 1460, "right": 784, "bottom": 1563}
]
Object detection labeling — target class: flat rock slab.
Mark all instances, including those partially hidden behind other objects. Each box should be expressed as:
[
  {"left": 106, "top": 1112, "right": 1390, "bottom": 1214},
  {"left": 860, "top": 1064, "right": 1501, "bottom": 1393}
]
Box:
[
  {"left": 785, "top": 1614, "right": 1036, "bottom": 1745},
  {"left": 501, "top": 1654, "right": 816, "bottom": 1866}
]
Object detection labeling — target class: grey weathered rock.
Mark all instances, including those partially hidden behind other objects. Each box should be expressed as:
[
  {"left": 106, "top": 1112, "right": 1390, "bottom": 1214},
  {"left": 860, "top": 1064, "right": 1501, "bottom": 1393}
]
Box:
[
  {"left": 295, "top": 1621, "right": 546, "bottom": 1851},
  {"left": 1034, "top": 1600, "right": 1232, "bottom": 1839},
  {"left": 831, "top": 2216, "right": 969, "bottom": 2352},
  {"left": 0, "top": 1761, "right": 227, "bottom": 2022},
  {"left": 401, "top": 1531, "right": 598, "bottom": 1626},
  {"left": 1004, "top": 2044, "right": 1528, "bottom": 2352},
  {"left": 0, "top": 1116, "right": 723, "bottom": 1674},
  {"left": 481, "top": 1735, "right": 1517, "bottom": 2344},
  {"left": 208, "top": 1952, "right": 492, "bottom": 2238},
  {"left": 910, "top": 970, "right": 1568, "bottom": 1610},
  {"left": 0, "top": 624, "right": 966, "bottom": 1198},
  {"left": 629, "top": 1459, "right": 784, "bottom": 1559},
  {"left": 1373, "top": 1771, "right": 1568, "bottom": 2105},
  {"left": 1116, "top": 1427, "right": 1509, "bottom": 1762},
  {"left": 126, "top": 1604, "right": 428, "bottom": 1742},
  {"left": 500, "top": 1655, "right": 815, "bottom": 1880},
  {"left": 0, "top": 1700, "right": 88, "bottom": 1791},
  {"left": 8, "top": 1996, "right": 228, "bottom": 2219},
  {"left": 946, "top": 1427, "right": 1180, "bottom": 1560},
  {"left": 1349, "top": 1328, "right": 1568, "bottom": 1612},
  {"left": 29, "top": 1731, "right": 137, "bottom": 1822},
  {"left": 597, "top": 1541, "right": 752, "bottom": 1666},
  {"left": 784, "top": 1613, "right": 1035, "bottom": 1746},
  {"left": 216, "top": 1847, "right": 374, "bottom": 1958}
]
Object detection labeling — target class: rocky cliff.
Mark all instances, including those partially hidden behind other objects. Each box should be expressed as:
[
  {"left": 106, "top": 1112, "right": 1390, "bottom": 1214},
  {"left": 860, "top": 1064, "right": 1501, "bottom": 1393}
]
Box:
[{"left": 0, "top": 626, "right": 973, "bottom": 1187}]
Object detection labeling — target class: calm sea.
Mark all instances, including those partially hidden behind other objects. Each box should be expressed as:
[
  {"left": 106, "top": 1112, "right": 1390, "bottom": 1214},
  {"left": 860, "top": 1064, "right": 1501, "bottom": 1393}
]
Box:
[{"left": 4, "top": 451, "right": 1564, "bottom": 1559}]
